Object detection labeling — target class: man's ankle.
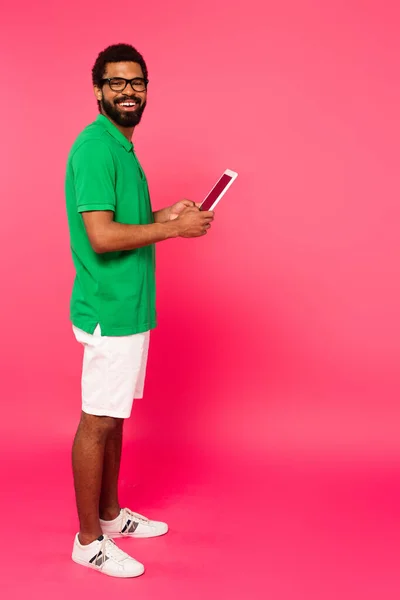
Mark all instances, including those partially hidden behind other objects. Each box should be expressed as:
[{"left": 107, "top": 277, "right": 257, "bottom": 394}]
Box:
[
  {"left": 100, "top": 506, "right": 121, "bottom": 521},
  {"left": 78, "top": 532, "right": 103, "bottom": 546}
]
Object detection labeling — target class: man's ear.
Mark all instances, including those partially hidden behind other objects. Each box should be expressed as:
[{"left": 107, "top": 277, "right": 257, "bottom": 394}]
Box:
[{"left": 94, "top": 86, "right": 102, "bottom": 102}]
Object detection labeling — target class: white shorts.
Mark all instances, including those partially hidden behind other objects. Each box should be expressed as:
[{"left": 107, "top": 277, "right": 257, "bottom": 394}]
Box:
[{"left": 72, "top": 324, "right": 150, "bottom": 419}]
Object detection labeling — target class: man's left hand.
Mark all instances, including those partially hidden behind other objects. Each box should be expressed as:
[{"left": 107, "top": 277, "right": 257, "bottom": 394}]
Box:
[{"left": 168, "top": 200, "right": 201, "bottom": 220}]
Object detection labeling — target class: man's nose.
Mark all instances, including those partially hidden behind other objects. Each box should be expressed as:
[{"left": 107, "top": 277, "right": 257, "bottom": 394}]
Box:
[{"left": 124, "top": 82, "right": 137, "bottom": 94}]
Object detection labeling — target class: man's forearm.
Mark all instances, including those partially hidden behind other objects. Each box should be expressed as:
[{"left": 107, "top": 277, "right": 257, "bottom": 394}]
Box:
[
  {"left": 94, "top": 220, "right": 178, "bottom": 253},
  {"left": 153, "top": 207, "right": 171, "bottom": 223}
]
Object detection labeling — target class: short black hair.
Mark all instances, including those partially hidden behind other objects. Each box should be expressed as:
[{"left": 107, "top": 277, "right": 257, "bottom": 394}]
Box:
[{"left": 92, "top": 43, "right": 149, "bottom": 88}]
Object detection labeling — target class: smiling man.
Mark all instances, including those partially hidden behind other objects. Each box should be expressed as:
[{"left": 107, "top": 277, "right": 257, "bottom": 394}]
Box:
[{"left": 65, "top": 44, "right": 214, "bottom": 578}]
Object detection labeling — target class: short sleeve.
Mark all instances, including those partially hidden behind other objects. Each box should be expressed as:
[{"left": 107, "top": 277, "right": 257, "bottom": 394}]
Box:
[{"left": 72, "top": 140, "right": 116, "bottom": 213}]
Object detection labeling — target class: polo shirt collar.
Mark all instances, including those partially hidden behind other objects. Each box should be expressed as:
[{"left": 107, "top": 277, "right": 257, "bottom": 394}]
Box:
[{"left": 96, "top": 114, "right": 133, "bottom": 152}]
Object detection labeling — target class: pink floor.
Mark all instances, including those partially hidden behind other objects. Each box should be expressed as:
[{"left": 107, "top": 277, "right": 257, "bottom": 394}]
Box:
[{"left": 2, "top": 438, "right": 400, "bottom": 600}]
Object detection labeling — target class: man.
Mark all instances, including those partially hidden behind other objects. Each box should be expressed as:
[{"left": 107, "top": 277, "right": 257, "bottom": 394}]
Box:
[{"left": 65, "top": 43, "right": 214, "bottom": 578}]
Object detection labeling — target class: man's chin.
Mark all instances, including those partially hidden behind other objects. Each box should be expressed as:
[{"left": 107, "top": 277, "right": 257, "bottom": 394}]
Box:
[
  {"left": 101, "top": 102, "right": 145, "bottom": 128},
  {"left": 119, "top": 113, "right": 143, "bottom": 127}
]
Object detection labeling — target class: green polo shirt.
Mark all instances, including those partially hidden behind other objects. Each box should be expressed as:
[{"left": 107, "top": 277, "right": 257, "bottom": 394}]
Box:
[{"left": 65, "top": 115, "right": 157, "bottom": 336}]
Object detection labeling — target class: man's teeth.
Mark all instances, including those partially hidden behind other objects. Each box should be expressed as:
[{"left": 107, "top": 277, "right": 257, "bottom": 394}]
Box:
[{"left": 120, "top": 102, "right": 136, "bottom": 106}]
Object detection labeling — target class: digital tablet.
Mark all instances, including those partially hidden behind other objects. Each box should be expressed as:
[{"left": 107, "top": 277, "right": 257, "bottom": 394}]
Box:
[{"left": 199, "top": 169, "right": 238, "bottom": 211}]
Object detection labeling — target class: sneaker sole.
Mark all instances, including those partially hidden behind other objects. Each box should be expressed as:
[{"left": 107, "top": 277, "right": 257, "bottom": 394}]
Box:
[
  {"left": 72, "top": 555, "right": 145, "bottom": 578},
  {"left": 107, "top": 527, "right": 169, "bottom": 539}
]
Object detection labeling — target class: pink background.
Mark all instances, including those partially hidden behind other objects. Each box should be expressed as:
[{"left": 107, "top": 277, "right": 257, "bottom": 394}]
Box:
[{"left": 1, "top": 1, "right": 400, "bottom": 598}]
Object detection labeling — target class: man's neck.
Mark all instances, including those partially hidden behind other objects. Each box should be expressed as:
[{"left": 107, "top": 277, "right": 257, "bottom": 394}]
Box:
[{"left": 102, "top": 113, "right": 134, "bottom": 141}]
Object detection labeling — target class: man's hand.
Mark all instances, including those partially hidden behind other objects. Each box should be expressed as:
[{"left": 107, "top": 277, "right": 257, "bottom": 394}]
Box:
[
  {"left": 154, "top": 199, "right": 202, "bottom": 223},
  {"left": 173, "top": 206, "right": 214, "bottom": 238},
  {"left": 168, "top": 199, "right": 197, "bottom": 220}
]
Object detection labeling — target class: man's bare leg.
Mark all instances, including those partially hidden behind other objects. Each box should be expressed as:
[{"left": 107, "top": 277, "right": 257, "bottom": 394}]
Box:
[
  {"left": 99, "top": 419, "right": 124, "bottom": 521},
  {"left": 72, "top": 412, "right": 119, "bottom": 544}
]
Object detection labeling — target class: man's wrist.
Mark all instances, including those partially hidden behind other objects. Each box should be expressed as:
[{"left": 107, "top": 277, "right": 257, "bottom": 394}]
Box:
[
  {"left": 154, "top": 207, "right": 171, "bottom": 224},
  {"left": 163, "top": 220, "right": 180, "bottom": 239}
]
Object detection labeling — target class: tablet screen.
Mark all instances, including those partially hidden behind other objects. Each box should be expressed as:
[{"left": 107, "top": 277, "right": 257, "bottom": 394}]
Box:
[{"left": 200, "top": 173, "right": 233, "bottom": 211}]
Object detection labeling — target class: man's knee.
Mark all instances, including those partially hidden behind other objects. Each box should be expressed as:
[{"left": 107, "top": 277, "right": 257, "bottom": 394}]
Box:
[{"left": 80, "top": 412, "right": 122, "bottom": 436}]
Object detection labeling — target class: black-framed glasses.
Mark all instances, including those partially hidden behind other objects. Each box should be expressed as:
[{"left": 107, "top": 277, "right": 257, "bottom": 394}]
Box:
[{"left": 101, "top": 77, "right": 149, "bottom": 93}]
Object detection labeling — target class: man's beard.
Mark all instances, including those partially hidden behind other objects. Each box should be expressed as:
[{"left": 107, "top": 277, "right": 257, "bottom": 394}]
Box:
[{"left": 101, "top": 95, "right": 146, "bottom": 127}]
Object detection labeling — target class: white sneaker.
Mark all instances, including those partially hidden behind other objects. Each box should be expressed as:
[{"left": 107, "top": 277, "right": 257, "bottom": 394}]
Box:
[
  {"left": 100, "top": 508, "right": 169, "bottom": 539},
  {"left": 72, "top": 534, "right": 145, "bottom": 578}
]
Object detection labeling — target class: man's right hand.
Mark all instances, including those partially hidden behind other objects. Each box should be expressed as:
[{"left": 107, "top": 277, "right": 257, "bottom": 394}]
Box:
[{"left": 174, "top": 206, "right": 214, "bottom": 238}]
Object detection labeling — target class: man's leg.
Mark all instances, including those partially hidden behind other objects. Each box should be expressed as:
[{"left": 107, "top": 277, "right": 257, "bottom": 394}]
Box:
[
  {"left": 99, "top": 419, "right": 124, "bottom": 521},
  {"left": 72, "top": 411, "right": 119, "bottom": 545}
]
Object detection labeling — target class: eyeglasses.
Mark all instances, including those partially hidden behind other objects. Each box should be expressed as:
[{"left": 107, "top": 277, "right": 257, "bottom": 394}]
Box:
[{"left": 101, "top": 77, "right": 149, "bottom": 93}]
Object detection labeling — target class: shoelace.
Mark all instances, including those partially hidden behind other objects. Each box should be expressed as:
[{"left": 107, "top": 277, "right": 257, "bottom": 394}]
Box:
[
  {"left": 94, "top": 536, "right": 130, "bottom": 566},
  {"left": 121, "top": 508, "right": 150, "bottom": 529}
]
